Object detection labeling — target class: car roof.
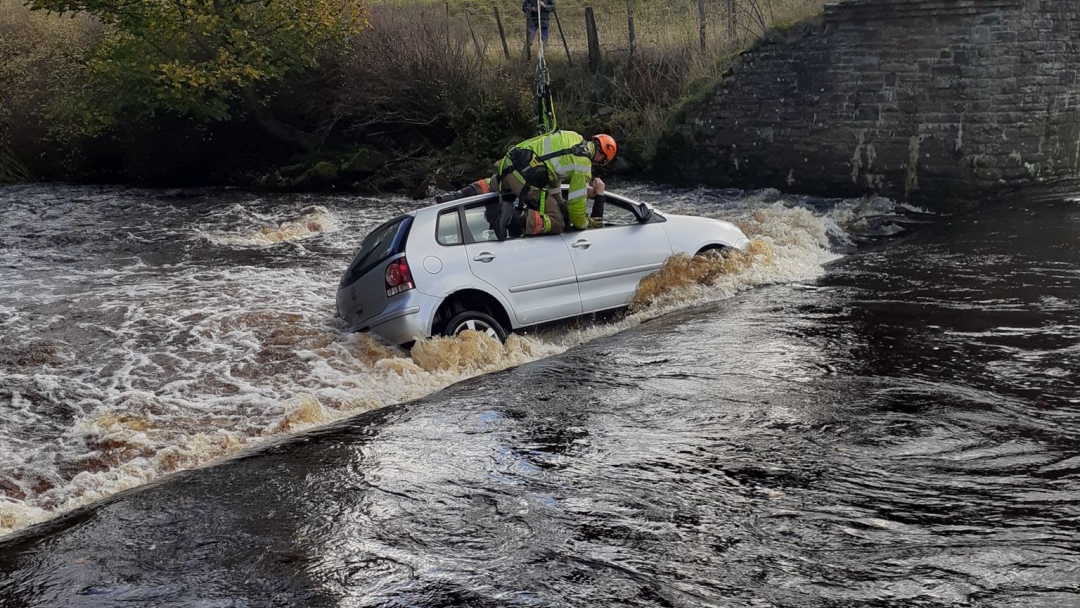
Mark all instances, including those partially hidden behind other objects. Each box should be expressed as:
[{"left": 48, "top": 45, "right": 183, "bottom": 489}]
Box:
[
  {"left": 413, "top": 189, "right": 654, "bottom": 216},
  {"left": 416, "top": 192, "right": 500, "bottom": 216}
]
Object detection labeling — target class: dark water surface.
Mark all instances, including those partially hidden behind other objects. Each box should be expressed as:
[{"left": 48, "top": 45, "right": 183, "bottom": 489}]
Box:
[{"left": 1, "top": 189, "right": 1078, "bottom": 606}]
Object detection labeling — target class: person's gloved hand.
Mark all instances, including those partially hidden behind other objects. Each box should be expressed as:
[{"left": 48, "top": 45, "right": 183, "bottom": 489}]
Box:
[{"left": 586, "top": 217, "right": 604, "bottom": 228}]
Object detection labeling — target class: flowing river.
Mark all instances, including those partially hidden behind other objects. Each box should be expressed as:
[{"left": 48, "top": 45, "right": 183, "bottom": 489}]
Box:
[{"left": 0, "top": 184, "right": 1077, "bottom": 606}]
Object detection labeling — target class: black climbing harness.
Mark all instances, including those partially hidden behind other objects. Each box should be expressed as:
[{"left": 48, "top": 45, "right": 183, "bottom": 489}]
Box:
[{"left": 498, "top": 141, "right": 591, "bottom": 189}]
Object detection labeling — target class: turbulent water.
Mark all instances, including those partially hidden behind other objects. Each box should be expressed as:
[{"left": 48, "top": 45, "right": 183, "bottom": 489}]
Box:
[
  {"left": 0, "top": 183, "right": 893, "bottom": 537},
  {"left": 0, "top": 187, "right": 1076, "bottom": 607}
]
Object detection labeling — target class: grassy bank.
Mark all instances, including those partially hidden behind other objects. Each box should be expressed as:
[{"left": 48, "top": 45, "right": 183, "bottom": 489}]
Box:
[{"left": 0, "top": 0, "right": 827, "bottom": 192}]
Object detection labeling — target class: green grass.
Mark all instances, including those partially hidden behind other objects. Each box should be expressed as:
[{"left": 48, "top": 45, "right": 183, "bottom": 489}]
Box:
[{"left": 388, "top": 0, "right": 828, "bottom": 59}]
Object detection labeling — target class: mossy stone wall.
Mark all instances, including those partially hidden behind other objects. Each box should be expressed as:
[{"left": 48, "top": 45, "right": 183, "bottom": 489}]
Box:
[{"left": 655, "top": 0, "right": 1080, "bottom": 205}]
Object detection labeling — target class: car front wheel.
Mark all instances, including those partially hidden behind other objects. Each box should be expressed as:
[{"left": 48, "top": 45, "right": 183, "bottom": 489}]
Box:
[{"left": 442, "top": 311, "right": 508, "bottom": 342}]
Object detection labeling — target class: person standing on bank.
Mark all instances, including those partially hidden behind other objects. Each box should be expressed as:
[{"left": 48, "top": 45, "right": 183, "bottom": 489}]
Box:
[{"left": 524, "top": 0, "right": 554, "bottom": 59}]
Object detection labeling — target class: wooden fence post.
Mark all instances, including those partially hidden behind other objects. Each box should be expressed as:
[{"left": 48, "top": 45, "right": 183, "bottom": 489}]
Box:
[
  {"left": 445, "top": 2, "right": 451, "bottom": 50},
  {"left": 465, "top": 10, "right": 483, "bottom": 59},
  {"left": 626, "top": 0, "right": 636, "bottom": 61},
  {"left": 726, "top": 0, "right": 736, "bottom": 40},
  {"left": 493, "top": 6, "right": 510, "bottom": 59},
  {"left": 585, "top": 7, "right": 601, "bottom": 72},
  {"left": 697, "top": 0, "right": 707, "bottom": 53},
  {"left": 553, "top": 9, "right": 573, "bottom": 65}
]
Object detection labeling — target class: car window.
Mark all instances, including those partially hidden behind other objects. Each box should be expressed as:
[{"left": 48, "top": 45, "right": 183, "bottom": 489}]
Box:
[
  {"left": 436, "top": 209, "right": 462, "bottom": 245},
  {"left": 463, "top": 205, "right": 499, "bottom": 242},
  {"left": 340, "top": 216, "right": 408, "bottom": 287},
  {"left": 598, "top": 201, "right": 638, "bottom": 227}
]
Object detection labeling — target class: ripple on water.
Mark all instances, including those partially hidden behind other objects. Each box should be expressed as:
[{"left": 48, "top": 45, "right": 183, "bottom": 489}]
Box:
[{"left": 0, "top": 184, "right": 891, "bottom": 536}]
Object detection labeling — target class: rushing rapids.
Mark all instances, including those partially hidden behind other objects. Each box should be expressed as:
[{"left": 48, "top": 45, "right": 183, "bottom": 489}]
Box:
[
  {"left": 0, "top": 189, "right": 1076, "bottom": 607},
  {"left": 0, "top": 184, "right": 904, "bottom": 536}
]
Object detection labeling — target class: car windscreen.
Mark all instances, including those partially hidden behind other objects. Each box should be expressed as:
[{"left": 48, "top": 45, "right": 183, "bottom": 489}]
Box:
[{"left": 340, "top": 216, "right": 412, "bottom": 288}]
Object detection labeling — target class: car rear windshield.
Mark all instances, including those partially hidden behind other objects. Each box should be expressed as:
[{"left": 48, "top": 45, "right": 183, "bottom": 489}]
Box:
[{"left": 340, "top": 216, "right": 412, "bottom": 288}]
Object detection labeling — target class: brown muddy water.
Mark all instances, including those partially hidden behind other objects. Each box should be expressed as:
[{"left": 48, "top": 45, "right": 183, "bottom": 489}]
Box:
[{"left": 0, "top": 184, "right": 1077, "bottom": 607}]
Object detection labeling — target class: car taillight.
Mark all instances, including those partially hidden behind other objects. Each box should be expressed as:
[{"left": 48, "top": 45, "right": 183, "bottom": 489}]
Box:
[{"left": 385, "top": 257, "right": 415, "bottom": 297}]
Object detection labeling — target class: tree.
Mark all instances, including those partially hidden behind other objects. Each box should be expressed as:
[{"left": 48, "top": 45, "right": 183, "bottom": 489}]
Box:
[{"left": 26, "top": 0, "right": 367, "bottom": 151}]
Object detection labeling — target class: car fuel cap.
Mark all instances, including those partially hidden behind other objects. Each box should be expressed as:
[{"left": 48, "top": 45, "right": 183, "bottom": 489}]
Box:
[{"left": 423, "top": 256, "right": 443, "bottom": 274}]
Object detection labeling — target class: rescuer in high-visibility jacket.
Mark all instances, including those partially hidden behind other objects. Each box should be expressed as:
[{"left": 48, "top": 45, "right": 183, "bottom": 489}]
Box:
[{"left": 436, "top": 131, "right": 617, "bottom": 241}]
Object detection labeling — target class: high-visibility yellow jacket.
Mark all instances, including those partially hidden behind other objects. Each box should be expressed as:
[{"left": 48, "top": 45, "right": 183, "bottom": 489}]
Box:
[{"left": 513, "top": 131, "right": 595, "bottom": 229}]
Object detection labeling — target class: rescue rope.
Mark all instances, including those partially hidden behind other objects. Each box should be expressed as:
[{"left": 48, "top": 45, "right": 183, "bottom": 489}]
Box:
[{"left": 534, "top": 0, "right": 558, "bottom": 135}]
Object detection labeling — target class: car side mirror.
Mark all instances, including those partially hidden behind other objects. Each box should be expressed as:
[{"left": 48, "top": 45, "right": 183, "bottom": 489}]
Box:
[{"left": 634, "top": 203, "right": 653, "bottom": 223}]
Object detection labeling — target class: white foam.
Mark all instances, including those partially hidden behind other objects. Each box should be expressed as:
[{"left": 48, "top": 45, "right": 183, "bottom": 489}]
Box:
[
  {"left": 0, "top": 186, "right": 869, "bottom": 538},
  {"left": 205, "top": 205, "right": 340, "bottom": 246}
]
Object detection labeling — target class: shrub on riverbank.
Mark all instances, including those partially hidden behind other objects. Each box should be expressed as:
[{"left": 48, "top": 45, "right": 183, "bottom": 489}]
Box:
[
  {"left": 0, "top": 1, "right": 101, "bottom": 181},
  {"left": 327, "top": 4, "right": 535, "bottom": 189},
  {"left": 0, "top": 0, "right": 827, "bottom": 191}
]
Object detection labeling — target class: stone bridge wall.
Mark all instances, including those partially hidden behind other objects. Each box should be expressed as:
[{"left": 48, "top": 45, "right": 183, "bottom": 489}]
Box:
[{"left": 654, "top": 0, "right": 1080, "bottom": 205}]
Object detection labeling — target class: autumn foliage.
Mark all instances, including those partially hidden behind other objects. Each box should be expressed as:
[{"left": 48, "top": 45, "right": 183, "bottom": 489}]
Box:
[{"left": 24, "top": 0, "right": 367, "bottom": 124}]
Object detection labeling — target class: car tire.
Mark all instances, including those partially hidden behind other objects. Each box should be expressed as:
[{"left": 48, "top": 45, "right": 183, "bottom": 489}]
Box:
[{"left": 442, "top": 311, "right": 508, "bottom": 342}]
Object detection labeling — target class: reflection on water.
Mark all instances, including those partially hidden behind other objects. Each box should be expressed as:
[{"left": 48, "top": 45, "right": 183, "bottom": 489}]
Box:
[{"left": 0, "top": 183, "right": 886, "bottom": 535}]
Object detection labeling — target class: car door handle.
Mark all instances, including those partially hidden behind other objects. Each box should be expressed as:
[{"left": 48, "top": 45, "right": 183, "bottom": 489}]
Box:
[
  {"left": 571, "top": 239, "right": 592, "bottom": 250},
  {"left": 472, "top": 252, "right": 496, "bottom": 263}
]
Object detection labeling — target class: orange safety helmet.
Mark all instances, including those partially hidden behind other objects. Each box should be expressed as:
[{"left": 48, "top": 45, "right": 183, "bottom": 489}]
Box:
[{"left": 591, "top": 134, "right": 617, "bottom": 165}]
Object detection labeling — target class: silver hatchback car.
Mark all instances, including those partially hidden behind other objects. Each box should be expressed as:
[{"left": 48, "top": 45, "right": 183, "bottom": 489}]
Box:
[{"left": 337, "top": 190, "right": 749, "bottom": 345}]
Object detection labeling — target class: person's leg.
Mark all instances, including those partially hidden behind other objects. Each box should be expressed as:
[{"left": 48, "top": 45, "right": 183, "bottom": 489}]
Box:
[
  {"left": 493, "top": 168, "right": 528, "bottom": 240},
  {"left": 521, "top": 190, "right": 564, "bottom": 236},
  {"left": 500, "top": 171, "right": 526, "bottom": 200},
  {"left": 533, "top": 207, "right": 564, "bottom": 235},
  {"left": 436, "top": 175, "right": 495, "bottom": 203},
  {"left": 543, "top": 190, "right": 565, "bottom": 234},
  {"left": 495, "top": 173, "right": 549, "bottom": 237},
  {"left": 525, "top": 19, "right": 536, "bottom": 58}
]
